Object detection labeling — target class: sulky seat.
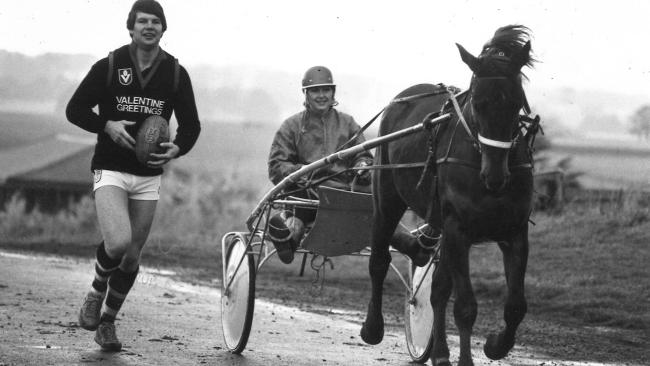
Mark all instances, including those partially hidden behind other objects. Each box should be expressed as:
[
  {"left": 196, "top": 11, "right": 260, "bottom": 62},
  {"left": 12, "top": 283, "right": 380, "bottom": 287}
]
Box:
[{"left": 300, "top": 186, "right": 374, "bottom": 256}]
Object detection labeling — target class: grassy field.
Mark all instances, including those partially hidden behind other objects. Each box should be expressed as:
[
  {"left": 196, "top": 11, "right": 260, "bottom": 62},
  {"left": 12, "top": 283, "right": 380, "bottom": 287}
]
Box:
[
  {"left": 1, "top": 118, "right": 649, "bottom": 363},
  {"left": 543, "top": 142, "right": 650, "bottom": 190}
]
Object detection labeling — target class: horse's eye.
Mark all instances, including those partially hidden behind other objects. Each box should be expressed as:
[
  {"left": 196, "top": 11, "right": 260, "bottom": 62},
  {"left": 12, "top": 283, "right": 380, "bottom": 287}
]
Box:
[{"left": 498, "top": 51, "right": 505, "bottom": 57}]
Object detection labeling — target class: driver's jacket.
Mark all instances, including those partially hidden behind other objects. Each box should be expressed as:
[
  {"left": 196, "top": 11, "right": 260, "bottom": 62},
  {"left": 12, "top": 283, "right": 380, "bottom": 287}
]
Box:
[{"left": 268, "top": 108, "right": 373, "bottom": 190}]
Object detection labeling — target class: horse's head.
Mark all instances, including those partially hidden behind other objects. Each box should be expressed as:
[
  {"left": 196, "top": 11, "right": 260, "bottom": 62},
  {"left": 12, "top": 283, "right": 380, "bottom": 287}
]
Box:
[{"left": 456, "top": 25, "right": 534, "bottom": 191}]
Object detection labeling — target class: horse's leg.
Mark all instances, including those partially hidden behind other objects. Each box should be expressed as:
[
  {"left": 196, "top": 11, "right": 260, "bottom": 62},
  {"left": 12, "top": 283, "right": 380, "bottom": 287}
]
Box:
[
  {"left": 429, "top": 232, "right": 453, "bottom": 366},
  {"left": 446, "top": 217, "right": 477, "bottom": 366},
  {"left": 484, "top": 227, "right": 529, "bottom": 360},
  {"left": 360, "top": 187, "right": 406, "bottom": 345}
]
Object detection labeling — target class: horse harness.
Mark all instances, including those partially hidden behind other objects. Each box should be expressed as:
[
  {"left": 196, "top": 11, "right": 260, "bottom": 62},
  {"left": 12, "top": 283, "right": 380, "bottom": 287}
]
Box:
[
  {"left": 305, "top": 83, "right": 541, "bottom": 193},
  {"left": 434, "top": 85, "right": 541, "bottom": 167},
  {"left": 410, "top": 84, "right": 541, "bottom": 233}
]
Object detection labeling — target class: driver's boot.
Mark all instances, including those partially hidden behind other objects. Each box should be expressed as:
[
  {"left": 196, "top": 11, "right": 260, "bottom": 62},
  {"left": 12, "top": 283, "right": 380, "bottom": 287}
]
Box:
[
  {"left": 268, "top": 211, "right": 305, "bottom": 264},
  {"left": 411, "top": 224, "right": 441, "bottom": 249},
  {"left": 390, "top": 224, "right": 441, "bottom": 267}
]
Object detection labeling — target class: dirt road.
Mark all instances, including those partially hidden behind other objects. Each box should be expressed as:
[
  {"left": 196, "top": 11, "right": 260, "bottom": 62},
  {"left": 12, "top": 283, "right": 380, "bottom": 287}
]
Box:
[{"left": 0, "top": 251, "right": 625, "bottom": 366}]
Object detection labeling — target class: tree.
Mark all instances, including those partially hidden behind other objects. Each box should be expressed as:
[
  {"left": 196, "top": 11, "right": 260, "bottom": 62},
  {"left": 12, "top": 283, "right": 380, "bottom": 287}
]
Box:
[{"left": 629, "top": 105, "right": 650, "bottom": 140}]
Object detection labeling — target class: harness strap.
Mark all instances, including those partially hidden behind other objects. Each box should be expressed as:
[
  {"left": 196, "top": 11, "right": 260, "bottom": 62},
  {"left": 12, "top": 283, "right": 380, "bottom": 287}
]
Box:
[
  {"left": 437, "top": 157, "right": 532, "bottom": 171},
  {"left": 337, "top": 107, "right": 385, "bottom": 151},
  {"left": 355, "top": 163, "right": 427, "bottom": 170},
  {"left": 416, "top": 112, "right": 444, "bottom": 190},
  {"left": 390, "top": 87, "right": 449, "bottom": 104},
  {"left": 313, "top": 163, "right": 428, "bottom": 184},
  {"left": 448, "top": 90, "right": 476, "bottom": 145},
  {"left": 478, "top": 134, "right": 513, "bottom": 149},
  {"left": 284, "top": 162, "right": 429, "bottom": 197},
  {"left": 437, "top": 157, "right": 480, "bottom": 169},
  {"left": 106, "top": 51, "right": 115, "bottom": 88},
  {"left": 310, "top": 254, "right": 334, "bottom": 297},
  {"left": 336, "top": 85, "right": 450, "bottom": 153}
]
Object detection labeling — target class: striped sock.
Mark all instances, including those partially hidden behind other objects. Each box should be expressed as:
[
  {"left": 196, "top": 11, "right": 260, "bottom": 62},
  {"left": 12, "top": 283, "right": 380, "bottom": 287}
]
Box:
[
  {"left": 91, "top": 242, "right": 121, "bottom": 294},
  {"left": 101, "top": 267, "right": 139, "bottom": 323}
]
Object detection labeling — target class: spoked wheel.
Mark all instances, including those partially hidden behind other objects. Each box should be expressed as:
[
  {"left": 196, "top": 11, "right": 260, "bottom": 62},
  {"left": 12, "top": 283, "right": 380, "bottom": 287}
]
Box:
[
  {"left": 221, "top": 233, "right": 256, "bottom": 353},
  {"left": 404, "top": 257, "right": 436, "bottom": 363}
]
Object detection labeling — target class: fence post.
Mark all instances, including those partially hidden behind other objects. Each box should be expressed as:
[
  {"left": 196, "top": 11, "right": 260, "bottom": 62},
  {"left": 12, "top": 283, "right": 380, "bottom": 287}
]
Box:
[{"left": 554, "top": 170, "right": 564, "bottom": 207}]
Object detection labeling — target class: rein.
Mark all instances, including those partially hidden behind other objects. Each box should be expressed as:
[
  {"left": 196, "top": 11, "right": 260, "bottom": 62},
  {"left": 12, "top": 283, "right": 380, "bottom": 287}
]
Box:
[
  {"left": 317, "top": 82, "right": 540, "bottom": 185},
  {"left": 447, "top": 89, "right": 479, "bottom": 150},
  {"left": 336, "top": 85, "right": 450, "bottom": 152}
]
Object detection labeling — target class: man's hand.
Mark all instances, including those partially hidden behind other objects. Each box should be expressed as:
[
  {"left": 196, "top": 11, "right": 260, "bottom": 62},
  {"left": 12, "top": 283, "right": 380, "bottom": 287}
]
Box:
[
  {"left": 354, "top": 161, "right": 371, "bottom": 184},
  {"left": 148, "top": 142, "right": 180, "bottom": 168},
  {"left": 104, "top": 120, "right": 136, "bottom": 150}
]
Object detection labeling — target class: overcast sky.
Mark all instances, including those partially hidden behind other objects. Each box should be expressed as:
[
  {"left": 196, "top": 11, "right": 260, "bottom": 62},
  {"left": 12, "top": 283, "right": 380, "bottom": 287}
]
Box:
[{"left": 2, "top": 0, "right": 650, "bottom": 96}]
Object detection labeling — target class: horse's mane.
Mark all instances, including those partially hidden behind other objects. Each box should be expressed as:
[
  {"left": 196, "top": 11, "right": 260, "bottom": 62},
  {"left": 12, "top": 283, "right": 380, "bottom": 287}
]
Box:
[
  {"left": 481, "top": 25, "right": 536, "bottom": 69},
  {"left": 469, "top": 25, "right": 536, "bottom": 110}
]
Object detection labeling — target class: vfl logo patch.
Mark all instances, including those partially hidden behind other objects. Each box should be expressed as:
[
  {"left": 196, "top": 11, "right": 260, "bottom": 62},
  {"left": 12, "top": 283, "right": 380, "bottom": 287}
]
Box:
[
  {"left": 118, "top": 68, "right": 133, "bottom": 85},
  {"left": 144, "top": 126, "right": 160, "bottom": 143},
  {"left": 94, "top": 170, "right": 102, "bottom": 183}
]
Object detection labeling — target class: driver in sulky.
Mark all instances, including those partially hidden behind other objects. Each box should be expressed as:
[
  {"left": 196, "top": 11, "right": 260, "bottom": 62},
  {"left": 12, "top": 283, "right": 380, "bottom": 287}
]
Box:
[
  {"left": 267, "top": 66, "right": 373, "bottom": 264},
  {"left": 267, "top": 66, "right": 440, "bottom": 265}
]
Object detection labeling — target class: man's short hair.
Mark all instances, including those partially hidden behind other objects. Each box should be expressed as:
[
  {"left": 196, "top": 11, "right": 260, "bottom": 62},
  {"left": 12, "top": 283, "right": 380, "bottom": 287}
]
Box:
[{"left": 126, "top": 0, "right": 167, "bottom": 32}]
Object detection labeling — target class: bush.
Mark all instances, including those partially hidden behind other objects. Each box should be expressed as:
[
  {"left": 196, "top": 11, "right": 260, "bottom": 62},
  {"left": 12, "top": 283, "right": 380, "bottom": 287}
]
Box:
[
  {"left": 0, "top": 194, "right": 98, "bottom": 242},
  {"left": 0, "top": 167, "right": 264, "bottom": 251}
]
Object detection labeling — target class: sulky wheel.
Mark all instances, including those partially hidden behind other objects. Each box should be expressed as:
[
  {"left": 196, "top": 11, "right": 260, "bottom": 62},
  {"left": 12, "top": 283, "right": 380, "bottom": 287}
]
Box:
[
  {"left": 404, "top": 257, "right": 435, "bottom": 363},
  {"left": 221, "top": 232, "right": 256, "bottom": 354}
]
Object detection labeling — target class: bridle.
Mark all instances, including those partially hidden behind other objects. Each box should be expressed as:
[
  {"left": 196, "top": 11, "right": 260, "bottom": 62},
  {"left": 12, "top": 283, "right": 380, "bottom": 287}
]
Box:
[{"left": 446, "top": 76, "right": 523, "bottom": 154}]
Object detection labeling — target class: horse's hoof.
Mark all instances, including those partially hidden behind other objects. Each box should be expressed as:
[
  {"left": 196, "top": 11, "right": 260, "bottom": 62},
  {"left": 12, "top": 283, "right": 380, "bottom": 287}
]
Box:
[
  {"left": 360, "top": 321, "right": 384, "bottom": 345},
  {"left": 483, "top": 333, "right": 514, "bottom": 360},
  {"left": 432, "top": 357, "right": 452, "bottom": 366}
]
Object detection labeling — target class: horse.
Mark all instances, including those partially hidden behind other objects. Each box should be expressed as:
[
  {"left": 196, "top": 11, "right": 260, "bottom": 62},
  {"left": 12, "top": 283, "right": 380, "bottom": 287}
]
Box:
[{"left": 360, "top": 25, "right": 537, "bottom": 366}]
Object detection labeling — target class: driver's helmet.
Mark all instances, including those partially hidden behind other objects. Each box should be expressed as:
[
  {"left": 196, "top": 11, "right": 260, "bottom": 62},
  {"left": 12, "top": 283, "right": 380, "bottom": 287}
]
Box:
[{"left": 302, "top": 66, "right": 335, "bottom": 90}]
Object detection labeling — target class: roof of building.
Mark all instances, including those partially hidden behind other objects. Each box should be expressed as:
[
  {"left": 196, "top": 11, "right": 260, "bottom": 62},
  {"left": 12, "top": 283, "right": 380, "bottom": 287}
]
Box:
[{"left": 0, "top": 134, "right": 95, "bottom": 190}]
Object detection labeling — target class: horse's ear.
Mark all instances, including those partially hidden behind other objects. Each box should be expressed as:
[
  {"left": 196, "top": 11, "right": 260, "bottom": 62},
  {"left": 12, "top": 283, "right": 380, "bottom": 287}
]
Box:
[
  {"left": 512, "top": 40, "right": 532, "bottom": 70},
  {"left": 456, "top": 43, "right": 479, "bottom": 73}
]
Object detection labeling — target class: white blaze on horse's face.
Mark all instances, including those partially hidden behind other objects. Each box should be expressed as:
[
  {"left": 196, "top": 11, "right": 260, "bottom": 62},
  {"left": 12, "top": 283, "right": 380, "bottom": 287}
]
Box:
[{"left": 305, "top": 86, "right": 334, "bottom": 114}]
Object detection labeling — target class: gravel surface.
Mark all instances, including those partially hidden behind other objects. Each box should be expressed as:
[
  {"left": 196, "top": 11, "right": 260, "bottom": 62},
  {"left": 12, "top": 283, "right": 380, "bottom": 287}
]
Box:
[{"left": 0, "top": 251, "right": 640, "bottom": 366}]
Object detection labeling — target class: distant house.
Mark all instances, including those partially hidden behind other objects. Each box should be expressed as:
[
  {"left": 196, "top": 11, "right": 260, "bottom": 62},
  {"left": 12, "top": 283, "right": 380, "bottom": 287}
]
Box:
[{"left": 0, "top": 134, "right": 95, "bottom": 213}]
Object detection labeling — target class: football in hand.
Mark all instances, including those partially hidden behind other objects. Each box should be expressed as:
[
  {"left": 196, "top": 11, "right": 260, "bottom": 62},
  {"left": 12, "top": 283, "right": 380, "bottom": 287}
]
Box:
[{"left": 135, "top": 115, "right": 170, "bottom": 165}]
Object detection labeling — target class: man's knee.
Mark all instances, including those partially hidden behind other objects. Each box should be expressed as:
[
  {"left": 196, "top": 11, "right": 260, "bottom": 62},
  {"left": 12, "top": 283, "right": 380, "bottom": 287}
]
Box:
[
  {"left": 120, "top": 250, "right": 141, "bottom": 272},
  {"left": 104, "top": 235, "right": 131, "bottom": 258}
]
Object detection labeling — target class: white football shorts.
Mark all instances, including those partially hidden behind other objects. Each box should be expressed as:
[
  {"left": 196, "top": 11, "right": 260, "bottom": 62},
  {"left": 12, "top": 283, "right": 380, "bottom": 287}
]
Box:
[{"left": 93, "top": 169, "right": 161, "bottom": 200}]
